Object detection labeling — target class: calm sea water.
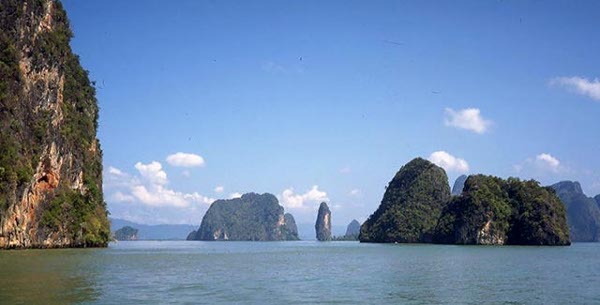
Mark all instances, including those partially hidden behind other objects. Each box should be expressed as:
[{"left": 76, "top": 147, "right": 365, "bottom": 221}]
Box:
[{"left": 0, "top": 241, "right": 599, "bottom": 304}]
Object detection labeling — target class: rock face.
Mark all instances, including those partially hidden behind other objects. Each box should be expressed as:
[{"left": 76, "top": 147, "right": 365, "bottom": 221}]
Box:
[
  {"left": 596, "top": 195, "right": 600, "bottom": 208},
  {"left": 283, "top": 213, "right": 299, "bottom": 240},
  {"left": 359, "top": 158, "right": 451, "bottom": 243},
  {"left": 435, "top": 176, "right": 570, "bottom": 245},
  {"left": 186, "top": 230, "right": 197, "bottom": 241},
  {"left": 114, "top": 226, "right": 138, "bottom": 241},
  {"left": 551, "top": 181, "right": 600, "bottom": 242},
  {"left": 345, "top": 219, "right": 360, "bottom": 237},
  {"left": 0, "top": 0, "right": 109, "bottom": 248},
  {"left": 452, "top": 175, "right": 468, "bottom": 196},
  {"left": 191, "top": 193, "right": 299, "bottom": 241},
  {"left": 315, "top": 202, "right": 332, "bottom": 241}
]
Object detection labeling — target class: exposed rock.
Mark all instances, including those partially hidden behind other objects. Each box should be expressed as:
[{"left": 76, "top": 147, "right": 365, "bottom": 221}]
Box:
[
  {"left": 595, "top": 195, "right": 600, "bottom": 209},
  {"left": 186, "top": 230, "right": 197, "bottom": 241},
  {"left": 0, "top": 0, "right": 109, "bottom": 249},
  {"left": 315, "top": 202, "right": 332, "bottom": 241},
  {"left": 452, "top": 175, "right": 468, "bottom": 196},
  {"left": 345, "top": 219, "right": 360, "bottom": 236},
  {"left": 359, "top": 158, "right": 451, "bottom": 243},
  {"left": 434, "top": 175, "right": 570, "bottom": 245},
  {"left": 551, "top": 181, "right": 600, "bottom": 242},
  {"left": 114, "top": 226, "right": 138, "bottom": 241},
  {"left": 191, "top": 193, "right": 299, "bottom": 241},
  {"left": 283, "top": 213, "right": 300, "bottom": 240}
]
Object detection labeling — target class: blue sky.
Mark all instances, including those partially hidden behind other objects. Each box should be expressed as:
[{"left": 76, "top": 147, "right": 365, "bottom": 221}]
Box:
[{"left": 62, "top": 0, "right": 600, "bottom": 226}]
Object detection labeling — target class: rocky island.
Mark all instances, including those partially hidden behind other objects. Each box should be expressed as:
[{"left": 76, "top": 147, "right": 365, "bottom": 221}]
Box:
[
  {"left": 551, "top": 181, "right": 600, "bottom": 242},
  {"left": 188, "top": 193, "right": 299, "bottom": 241},
  {"left": 315, "top": 202, "right": 332, "bottom": 241},
  {"left": 360, "top": 158, "right": 571, "bottom": 246},
  {"left": 114, "top": 226, "right": 138, "bottom": 241},
  {"left": 0, "top": 0, "right": 109, "bottom": 248},
  {"left": 451, "top": 175, "right": 467, "bottom": 196}
]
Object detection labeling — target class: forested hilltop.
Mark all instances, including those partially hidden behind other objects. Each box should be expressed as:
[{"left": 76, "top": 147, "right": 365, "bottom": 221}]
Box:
[
  {"left": 360, "top": 158, "right": 571, "bottom": 246},
  {"left": 0, "top": 0, "right": 109, "bottom": 248}
]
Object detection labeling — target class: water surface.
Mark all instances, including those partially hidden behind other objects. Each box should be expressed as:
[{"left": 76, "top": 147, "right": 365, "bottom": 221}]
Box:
[{"left": 1, "top": 241, "right": 599, "bottom": 304}]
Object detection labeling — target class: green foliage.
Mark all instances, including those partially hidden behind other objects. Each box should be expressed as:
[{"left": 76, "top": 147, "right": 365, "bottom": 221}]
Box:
[
  {"left": 434, "top": 175, "right": 571, "bottom": 245},
  {"left": 114, "top": 226, "right": 138, "bottom": 241},
  {"left": 196, "top": 193, "right": 299, "bottom": 241},
  {"left": 359, "top": 158, "right": 451, "bottom": 243}
]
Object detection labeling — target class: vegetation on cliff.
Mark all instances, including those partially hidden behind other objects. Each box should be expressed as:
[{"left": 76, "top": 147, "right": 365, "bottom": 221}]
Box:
[
  {"left": 551, "top": 181, "right": 600, "bottom": 242},
  {"left": 191, "top": 193, "right": 299, "bottom": 241},
  {"left": 315, "top": 202, "right": 332, "bottom": 241},
  {"left": 114, "top": 226, "right": 138, "bottom": 241},
  {"left": 0, "top": 0, "right": 109, "bottom": 248},
  {"left": 435, "top": 175, "right": 570, "bottom": 245},
  {"left": 359, "top": 158, "right": 451, "bottom": 243}
]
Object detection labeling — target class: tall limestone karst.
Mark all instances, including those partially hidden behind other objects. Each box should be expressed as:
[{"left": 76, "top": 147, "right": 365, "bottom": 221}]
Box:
[
  {"left": 451, "top": 175, "right": 468, "bottom": 196},
  {"left": 359, "top": 158, "right": 451, "bottom": 243},
  {"left": 551, "top": 181, "right": 600, "bottom": 242},
  {"left": 0, "top": 0, "right": 109, "bottom": 248},
  {"left": 315, "top": 202, "right": 332, "bottom": 241},
  {"left": 191, "top": 193, "right": 299, "bottom": 241}
]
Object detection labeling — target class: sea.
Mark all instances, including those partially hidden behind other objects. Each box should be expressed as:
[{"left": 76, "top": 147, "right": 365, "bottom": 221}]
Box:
[{"left": 0, "top": 241, "right": 599, "bottom": 304}]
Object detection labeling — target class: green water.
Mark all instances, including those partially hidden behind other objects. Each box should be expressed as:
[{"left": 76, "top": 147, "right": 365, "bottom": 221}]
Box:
[{"left": 0, "top": 241, "right": 599, "bottom": 304}]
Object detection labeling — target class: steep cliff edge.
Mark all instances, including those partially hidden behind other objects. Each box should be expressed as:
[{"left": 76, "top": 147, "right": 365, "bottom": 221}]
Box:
[
  {"left": 0, "top": 0, "right": 109, "bottom": 248},
  {"left": 315, "top": 202, "right": 332, "bottom": 241}
]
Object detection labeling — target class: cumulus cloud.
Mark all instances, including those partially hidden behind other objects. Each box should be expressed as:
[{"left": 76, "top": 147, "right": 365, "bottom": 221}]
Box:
[
  {"left": 107, "top": 161, "right": 214, "bottom": 208},
  {"left": 550, "top": 76, "right": 600, "bottom": 101},
  {"left": 135, "top": 161, "right": 168, "bottom": 185},
  {"left": 214, "top": 186, "right": 224, "bottom": 193},
  {"left": 230, "top": 192, "right": 242, "bottom": 199},
  {"left": 535, "top": 153, "right": 561, "bottom": 172},
  {"left": 108, "top": 166, "right": 124, "bottom": 176},
  {"left": 279, "top": 185, "right": 329, "bottom": 210},
  {"left": 428, "top": 151, "right": 470, "bottom": 173},
  {"left": 444, "top": 107, "right": 492, "bottom": 134},
  {"left": 166, "top": 152, "right": 205, "bottom": 167}
]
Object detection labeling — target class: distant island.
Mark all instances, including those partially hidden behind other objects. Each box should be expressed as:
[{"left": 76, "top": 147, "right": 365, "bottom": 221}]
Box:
[
  {"left": 360, "top": 158, "right": 571, "bottom": 246},
  {"left": 188, "top": 193, "right": 299, "bottom": 241},
  {"left": 114, "top": 226, "right": 138, "bottom": 241},
  {"left": 332, "top": 220, "right": 361, "bottom": 241},
  {"left": 551, "top": 181, "right": 600, "bottom": 242},
  {"left": 315, "top": 202, "right": 332, "bottom": 241}
]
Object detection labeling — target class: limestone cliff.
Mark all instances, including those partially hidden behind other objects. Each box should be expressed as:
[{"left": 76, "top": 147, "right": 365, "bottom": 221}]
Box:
[
  {"left": 315, "top": 202, "right": 332, "bottom": 241},
  {"left": 0, "top": 0, "right": 109, "bottom": 248},
  {"left": 191, "top": 193, "right": 299, "bottom": 241}
]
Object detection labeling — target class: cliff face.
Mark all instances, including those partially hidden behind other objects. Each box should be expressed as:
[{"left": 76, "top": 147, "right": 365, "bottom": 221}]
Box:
[
  {"left": 0, "top": 0, "right": 109, "bottom": 248},
  {"left": 192, "top": 193, "right": 299, "bottom": 241},
  {"left": 315, "top": 202, "right": 332, "bottom": 241},
  {"left": 435, "top": 176, "right": 570, "bottom": 246},
  {"left": 452, "top": 175, "right": 467, "bottom": 196},
  {"left": 551, "top": 181, "right": 600, "bottom": 242},
  {"left": 359, "top": 158, "right": 451, "bottom": 243},
  {"left": 345, "top": 219, "right": 360, "bottom": 236}
]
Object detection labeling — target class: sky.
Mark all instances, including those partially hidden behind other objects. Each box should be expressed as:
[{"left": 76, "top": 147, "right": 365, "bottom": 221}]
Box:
[{"left": 61, "top": 0, "right": 600, "bottom": 226}]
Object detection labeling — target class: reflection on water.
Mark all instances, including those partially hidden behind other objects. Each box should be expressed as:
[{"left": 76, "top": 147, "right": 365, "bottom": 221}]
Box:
[{"left": 1, "top": 241, "right": 599, "bottom": 304}]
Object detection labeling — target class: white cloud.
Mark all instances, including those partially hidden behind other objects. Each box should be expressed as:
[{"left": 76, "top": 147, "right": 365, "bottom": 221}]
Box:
[
  {"left": 535, "top": 153, "right": 561, "bottom": 172},
  {"left": 550, "top": 76, "right": 600, "bottom": 101},
  {"left": 230, "top": 192, "right": 242, "bottom": 199},
  {"left": 135, "top": 161, "right": 168, "bottom": 185},
  {"left": 106, "top": 161, "right": 214, "bottom": 208},
  {"left": 280, "top": 185, "right": 329, "bottom": 210},
  {"left": 428, "top": 151, "right": 470, "bottom": 173},
  {"left": 444, "top": 107, "right": 492, "bottom": 134},
  {"left": 214, "top": 186, "right": 224, "bottom": 193},
  {"left": 349, "top": 189, "right": 361, "bottom": 196},
  {"left": 108, "top": 166, "right": 124, "bottom": 176},
  {"left": 166, "top": 152, "right": 205, "bottom": 168}
]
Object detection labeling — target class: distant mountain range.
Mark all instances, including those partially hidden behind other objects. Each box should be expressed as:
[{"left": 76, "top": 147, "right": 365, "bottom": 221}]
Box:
[{"left": 110, "top": 218, "right": 197, "bottom": 240}]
